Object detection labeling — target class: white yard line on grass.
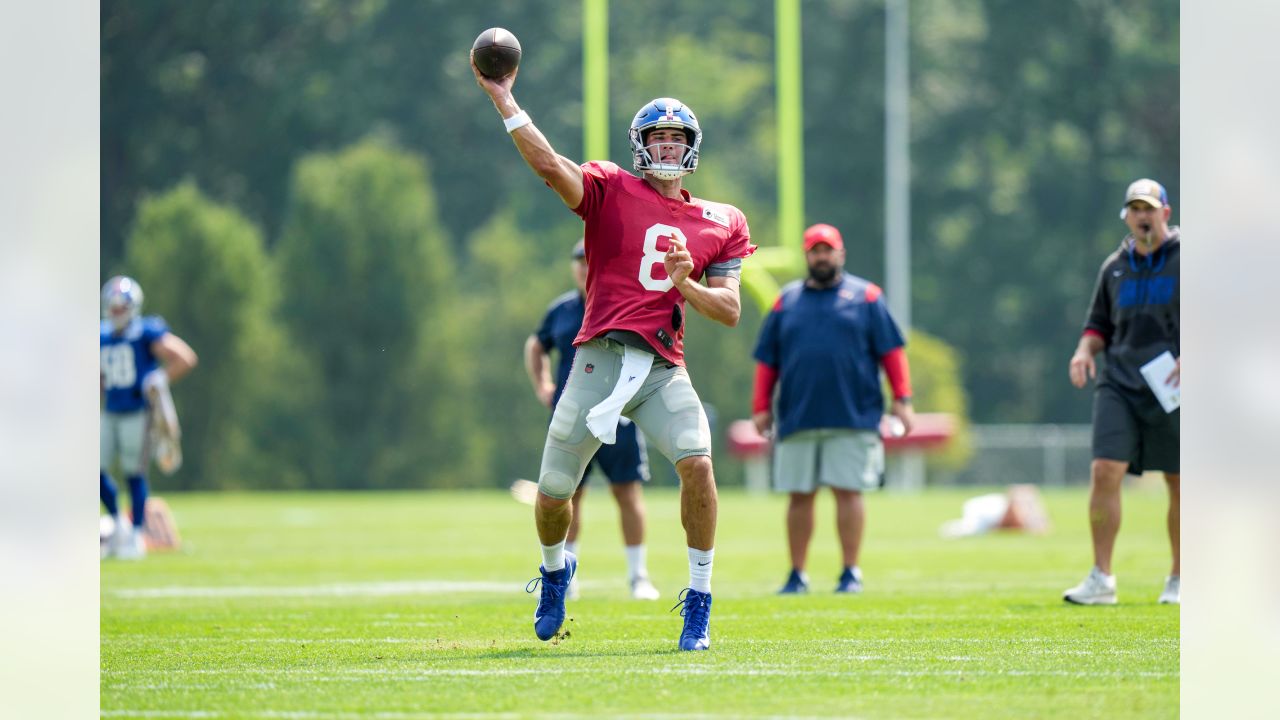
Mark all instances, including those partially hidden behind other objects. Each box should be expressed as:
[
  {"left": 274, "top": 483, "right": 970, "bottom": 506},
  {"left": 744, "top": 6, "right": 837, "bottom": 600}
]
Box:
[
  {"left": 109, "top": 580, "right": 526, "bottom": 599},
  {"left": 103, "top": 666, "right": 1179, "bottom": 680}
]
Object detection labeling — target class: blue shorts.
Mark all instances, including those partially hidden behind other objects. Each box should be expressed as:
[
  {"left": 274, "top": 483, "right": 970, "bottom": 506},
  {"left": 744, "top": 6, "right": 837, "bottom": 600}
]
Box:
[{"left": 583, "top": 418, "right": 650, "bottom": 485}]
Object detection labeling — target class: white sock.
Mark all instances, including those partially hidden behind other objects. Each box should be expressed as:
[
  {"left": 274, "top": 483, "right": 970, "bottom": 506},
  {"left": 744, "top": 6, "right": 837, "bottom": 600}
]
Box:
[
  {"left": 625, "top": 544, "right": 647, "bottom": 580},
  {"left": 688, "top": 547, "right": 714, "bottom": 593},
  {"left": 541, "top": 540, "right": 566, "bottom": 572},
  {"left": 565, "top": 541, "right": 579, "bottom": 557}
]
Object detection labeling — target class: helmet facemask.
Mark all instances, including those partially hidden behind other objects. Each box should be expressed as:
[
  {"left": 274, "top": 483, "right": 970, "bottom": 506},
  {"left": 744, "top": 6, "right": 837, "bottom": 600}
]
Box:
[{"left": 637, "top": 129, "right": 697, "bottom": 180}]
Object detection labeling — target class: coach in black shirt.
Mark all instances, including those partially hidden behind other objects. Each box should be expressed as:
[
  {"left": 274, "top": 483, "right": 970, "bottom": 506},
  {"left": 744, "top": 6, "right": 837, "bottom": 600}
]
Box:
[{"left": 1063, "top": 178, "right": 1181, "bottom": 606}]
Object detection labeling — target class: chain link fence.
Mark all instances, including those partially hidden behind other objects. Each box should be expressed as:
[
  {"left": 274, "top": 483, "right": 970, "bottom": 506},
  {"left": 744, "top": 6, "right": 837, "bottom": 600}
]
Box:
[{"left": 940, "top": 424, "right": 1094, "bottom": 487}]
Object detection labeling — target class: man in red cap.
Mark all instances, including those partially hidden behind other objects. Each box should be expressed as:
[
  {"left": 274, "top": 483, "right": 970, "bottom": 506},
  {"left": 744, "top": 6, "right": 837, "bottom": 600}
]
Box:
[{"left": 751, "top": 223, "right": 915, "bottom": 594}]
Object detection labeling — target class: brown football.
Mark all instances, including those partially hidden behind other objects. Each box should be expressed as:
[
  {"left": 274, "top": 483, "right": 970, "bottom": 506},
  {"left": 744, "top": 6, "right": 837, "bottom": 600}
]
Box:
[{"left": 471, "top": 27, "right": 522, "bottom": 79}]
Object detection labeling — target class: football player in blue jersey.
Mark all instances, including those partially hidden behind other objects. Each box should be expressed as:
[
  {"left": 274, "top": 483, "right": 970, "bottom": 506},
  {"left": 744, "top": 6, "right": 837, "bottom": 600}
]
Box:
[
  {"left": 523, "top": 241, "right": 661, "bottom": 601},
  {"left": 100, "top": 276, "right": 198, "bottom": 559}
]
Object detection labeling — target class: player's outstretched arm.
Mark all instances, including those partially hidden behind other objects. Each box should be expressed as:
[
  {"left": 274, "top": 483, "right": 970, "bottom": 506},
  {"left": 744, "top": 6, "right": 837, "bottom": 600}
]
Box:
[{"left": 471, "top": 54, "right": 583, "bottom": 210}]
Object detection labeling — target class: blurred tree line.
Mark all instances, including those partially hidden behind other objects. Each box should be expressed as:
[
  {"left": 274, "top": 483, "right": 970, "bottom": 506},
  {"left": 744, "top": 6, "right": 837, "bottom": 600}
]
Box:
[{"left": 101, "top": 0, "right": 1176, "bottom": 490}]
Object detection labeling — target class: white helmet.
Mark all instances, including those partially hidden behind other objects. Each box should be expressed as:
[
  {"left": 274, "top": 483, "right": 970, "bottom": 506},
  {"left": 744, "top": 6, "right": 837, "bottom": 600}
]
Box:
[{"left": 101, "top": 276, "right": 144, "bottom": 331}]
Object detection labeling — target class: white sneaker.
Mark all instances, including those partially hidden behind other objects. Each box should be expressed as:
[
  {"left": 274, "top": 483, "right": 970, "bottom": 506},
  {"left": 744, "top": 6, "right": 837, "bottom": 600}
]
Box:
[
  {"left": 115, "top": 527, "right": 148, "bottom": 560},
  {"left": 100, "top": 515, "right": 118, "bottom": 559},
  {"left": 1158, "top": 575, "right": 1180, "bottom": 604},
  {"left": 630, "top": 575, "right": 661, "bottom": 600},
  {"left": 566, "top": 573, "right": 580, "bottom": 600},
  {"left": 1063, "top": 566, "right": 1116, "bottom": 605},
  {"left": 106, "top": 524, "right": 129, "bottom": 558}
]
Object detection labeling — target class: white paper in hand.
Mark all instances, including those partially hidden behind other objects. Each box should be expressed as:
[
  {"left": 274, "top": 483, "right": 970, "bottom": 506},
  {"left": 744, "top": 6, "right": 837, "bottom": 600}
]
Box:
[{"left": 1139, "top": 351, "right": 1180, "bottom": 413}]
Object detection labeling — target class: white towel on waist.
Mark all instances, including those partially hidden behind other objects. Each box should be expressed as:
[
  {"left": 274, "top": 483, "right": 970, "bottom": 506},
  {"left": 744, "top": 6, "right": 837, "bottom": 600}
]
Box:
[{"left": 585, "top": 346, "right": 654, "bottom": 444}]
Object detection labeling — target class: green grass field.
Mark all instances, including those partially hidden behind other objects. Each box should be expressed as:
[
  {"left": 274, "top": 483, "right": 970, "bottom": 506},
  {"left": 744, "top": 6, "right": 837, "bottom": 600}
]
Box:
[{"left": 101, "top": 485, "right": 1178, "bottom": 718}]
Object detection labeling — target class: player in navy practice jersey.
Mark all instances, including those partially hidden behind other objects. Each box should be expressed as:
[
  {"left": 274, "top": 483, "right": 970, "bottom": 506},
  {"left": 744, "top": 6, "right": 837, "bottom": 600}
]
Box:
[
  {"left": 1063, "top": 179, "right": 1181, "bottom": 606},
  {"left": 474, "top": 52, "right": 755, "bottom": 650},
  {"left": 524, "top": 240, "right": 661, "bottom": 601},
  {"left": 100, "top": 276, "right": 198, "bottom": 559},
  {"left": 752, "top": 224, "right": 915, "bottom": 595}
]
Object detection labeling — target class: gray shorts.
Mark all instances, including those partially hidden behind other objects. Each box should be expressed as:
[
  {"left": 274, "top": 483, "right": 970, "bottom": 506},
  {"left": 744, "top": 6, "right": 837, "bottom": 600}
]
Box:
[
  {"left": 1092, "top": 383, "right": 1179, "bottom": 474},
  {"left": 537, "top": 337, "right": 712, "bottom": 499},
  {"left": 773, "top": 428, "right": 884, "bottom": 494},
  {"left": 101, "top": 410, "right": 150, "bottom": 476}
]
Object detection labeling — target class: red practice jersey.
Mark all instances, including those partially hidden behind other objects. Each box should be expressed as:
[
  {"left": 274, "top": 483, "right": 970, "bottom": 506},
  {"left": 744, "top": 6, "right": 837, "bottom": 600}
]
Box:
[{"left": 571, "top": 161, "right": 756, "bottom": 366}]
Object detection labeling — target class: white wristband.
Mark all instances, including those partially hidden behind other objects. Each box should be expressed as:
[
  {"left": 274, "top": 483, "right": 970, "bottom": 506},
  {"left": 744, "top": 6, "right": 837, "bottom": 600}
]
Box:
[{"left": 504, "top": 110, "right": 532, "bottom": 133}]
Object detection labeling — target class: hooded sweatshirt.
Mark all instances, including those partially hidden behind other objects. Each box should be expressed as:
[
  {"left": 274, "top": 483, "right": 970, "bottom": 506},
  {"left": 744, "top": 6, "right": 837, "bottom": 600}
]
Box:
[{"left": 1084, "top": 227, "right": 1181, "bottom": 399}]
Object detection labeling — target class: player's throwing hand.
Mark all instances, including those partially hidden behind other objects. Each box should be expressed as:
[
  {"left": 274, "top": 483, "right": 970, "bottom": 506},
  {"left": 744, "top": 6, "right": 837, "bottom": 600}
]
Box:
[{"left": 470, "top": 51, "right": 518, "bottom": 95}]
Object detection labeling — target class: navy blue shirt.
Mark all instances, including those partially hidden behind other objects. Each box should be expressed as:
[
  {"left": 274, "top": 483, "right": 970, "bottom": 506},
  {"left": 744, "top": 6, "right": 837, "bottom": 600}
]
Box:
[
  {"left": 535, "top": 291, "right": 586, "bottom": 408},
  {"left": 100, "top": 316, "right": 169, "bottom": 413},
  {"left": 753, "top": 274, "right": 905, "bottom": 440}
]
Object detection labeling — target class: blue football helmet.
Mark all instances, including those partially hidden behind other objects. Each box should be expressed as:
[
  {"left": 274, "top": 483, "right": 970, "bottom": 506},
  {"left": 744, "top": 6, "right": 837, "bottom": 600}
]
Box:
[
  {"left": 630, "top": 98, "right": 701, "bottom": 180},
  {"left": 102, "top": 276, "right": 144, "bottom": 331}
]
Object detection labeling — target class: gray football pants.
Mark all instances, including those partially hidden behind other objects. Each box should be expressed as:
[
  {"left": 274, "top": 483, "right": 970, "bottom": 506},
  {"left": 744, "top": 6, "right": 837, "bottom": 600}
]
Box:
[{"left": 537, "top": 337, "right": 712, "bottom": 500}]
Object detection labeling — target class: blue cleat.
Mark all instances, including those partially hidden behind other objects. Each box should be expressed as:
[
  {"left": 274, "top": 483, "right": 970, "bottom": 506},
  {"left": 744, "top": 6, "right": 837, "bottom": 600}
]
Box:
[
  {"left": 671, "top": 588, "right": 712, "bottom": 651},
  {"left": 835, "top": 566, "right": 863, "bottom": 594},
  {"left": 778, "top": 568, "right": 809, "bottom": 595},
  {"left": 526, "top": 551, "right": 577, "bottom": 641}
]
